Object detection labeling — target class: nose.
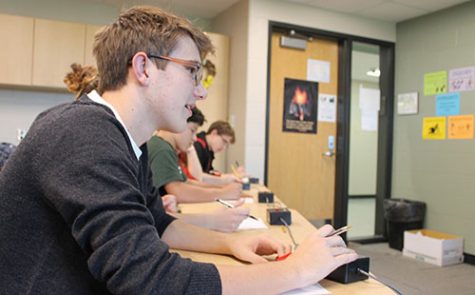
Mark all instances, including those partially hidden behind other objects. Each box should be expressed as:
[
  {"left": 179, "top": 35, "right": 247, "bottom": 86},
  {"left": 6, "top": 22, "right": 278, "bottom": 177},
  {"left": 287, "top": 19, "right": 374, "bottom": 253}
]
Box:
[{"left": 194, "top": 83, "right": 208, "bottom": 100}]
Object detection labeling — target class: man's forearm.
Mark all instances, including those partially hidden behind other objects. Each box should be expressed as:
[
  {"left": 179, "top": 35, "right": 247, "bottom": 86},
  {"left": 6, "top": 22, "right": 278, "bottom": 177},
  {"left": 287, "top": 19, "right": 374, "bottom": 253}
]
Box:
[
  {"left": 170, "top": 213, "right": 213, "bottom": 231},
  {"left": 161, "top": 220, "right": 304, "bottom": 294},
  {"left": 187, "top": 179, "right": 220, "bottom": 188},
  {"left": 161, "top": 218, "right": 231, "bottom": 254},
  {"left": 217, "top": 262, "right": 303, "bottom": 295},
  {"left": 202, "top": 173, "right": 232, "bottom": 185},
  {"left": 185, "top": 146, "right": 204, "bottom": 181},
  {"left": 165, "top": 182, "right": 221, "bottom": 203}
]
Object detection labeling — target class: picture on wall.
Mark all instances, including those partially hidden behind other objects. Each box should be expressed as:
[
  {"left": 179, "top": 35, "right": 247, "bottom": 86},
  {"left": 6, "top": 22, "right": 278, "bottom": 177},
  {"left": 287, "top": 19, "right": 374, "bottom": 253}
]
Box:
[{"left": 282, "top": 78, "right": 318, "bottom": 134}]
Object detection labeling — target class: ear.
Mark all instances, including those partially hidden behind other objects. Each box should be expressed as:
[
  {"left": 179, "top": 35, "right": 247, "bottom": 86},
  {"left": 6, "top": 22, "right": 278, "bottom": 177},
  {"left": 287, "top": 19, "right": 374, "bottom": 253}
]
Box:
[{"left": 130, "top": 52, "right": 150, "bottom": 86}]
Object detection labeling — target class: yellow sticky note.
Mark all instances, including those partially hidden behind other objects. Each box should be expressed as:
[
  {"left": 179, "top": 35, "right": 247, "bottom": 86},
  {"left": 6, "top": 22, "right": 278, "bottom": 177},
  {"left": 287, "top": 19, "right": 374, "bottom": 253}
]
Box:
[
  {"left": 448, "top": 115, "right": 474, "bottom": 139},
  {"left": 422, "top": 117, "right": 446, "bottom": 140},
  {"left": 424, "top": 71, "right": 447, "bottom": 96}
]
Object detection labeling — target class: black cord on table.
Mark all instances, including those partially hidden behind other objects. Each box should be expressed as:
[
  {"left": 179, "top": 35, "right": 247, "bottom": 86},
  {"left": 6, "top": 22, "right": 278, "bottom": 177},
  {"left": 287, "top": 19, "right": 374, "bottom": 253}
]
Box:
[{"left": 357, "top": 268, "right": 403, "bottom": 295}]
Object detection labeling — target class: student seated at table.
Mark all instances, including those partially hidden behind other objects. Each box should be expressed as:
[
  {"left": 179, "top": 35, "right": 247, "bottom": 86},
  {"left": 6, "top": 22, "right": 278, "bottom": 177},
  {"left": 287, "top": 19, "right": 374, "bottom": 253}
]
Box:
[
  {"left": 184, "top": 120, "right": 247, "bottom": 184},
  {"left": 0, "top": 6, "right": 357, "bottom": 294},
  {"left": 148, "top": 108, "right": 243, "bottom": 203},
  {"left": 65, "top": 64, "right": 248, "bottom": 233}
]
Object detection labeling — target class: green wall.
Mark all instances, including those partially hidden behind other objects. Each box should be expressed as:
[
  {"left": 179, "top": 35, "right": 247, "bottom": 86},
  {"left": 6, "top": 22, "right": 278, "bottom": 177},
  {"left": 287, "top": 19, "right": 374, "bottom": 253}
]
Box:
[{"left": 394, "top": 1, "right": 475, "bottom": 255}]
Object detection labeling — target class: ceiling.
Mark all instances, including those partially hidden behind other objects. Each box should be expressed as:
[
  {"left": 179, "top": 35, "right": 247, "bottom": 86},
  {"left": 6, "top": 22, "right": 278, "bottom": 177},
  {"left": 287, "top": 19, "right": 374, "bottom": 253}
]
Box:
[
  {"left": 91, "top": 0, "right": 469, "bottom": 83},
  {"left": 94, "top": 0, "right": 470, "bottom": 22},
  {"left": 286, "top": 0, "right": 470, "bottom": 23}
]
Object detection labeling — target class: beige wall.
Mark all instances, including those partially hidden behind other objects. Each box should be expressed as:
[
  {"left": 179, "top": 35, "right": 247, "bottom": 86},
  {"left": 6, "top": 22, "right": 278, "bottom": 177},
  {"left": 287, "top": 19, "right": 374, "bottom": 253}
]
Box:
[
  {"left": 195, "top": 32, "right": 230, "bottom": 172},
  {"left": 212, "top": 0, "right": 249, "bottom": 174},
  {"left": 213, "top": 0, "right": 396, "bottom": 180}
]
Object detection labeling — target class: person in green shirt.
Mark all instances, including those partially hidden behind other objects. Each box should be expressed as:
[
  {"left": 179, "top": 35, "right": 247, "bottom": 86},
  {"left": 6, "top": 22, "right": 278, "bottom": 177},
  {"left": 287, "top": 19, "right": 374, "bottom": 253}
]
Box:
[
  {"left": 149, "top": 108, "right": 243, "bottom": 203},
  {"left": 148, "top": 107, "right": 249, "bottom": 232}
]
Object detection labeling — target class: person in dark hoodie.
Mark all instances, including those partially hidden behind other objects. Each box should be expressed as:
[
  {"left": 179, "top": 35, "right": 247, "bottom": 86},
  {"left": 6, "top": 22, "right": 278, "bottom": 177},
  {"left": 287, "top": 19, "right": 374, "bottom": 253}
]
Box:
[{"left": 0, "top": 5, "right": 356, "bottom": 295}]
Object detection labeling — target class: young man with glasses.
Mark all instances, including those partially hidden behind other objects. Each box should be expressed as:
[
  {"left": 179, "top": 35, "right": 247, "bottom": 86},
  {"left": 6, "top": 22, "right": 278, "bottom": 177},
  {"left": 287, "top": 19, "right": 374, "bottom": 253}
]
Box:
[{"left": 0, "top": 6, "right": 356, "bottom": 294}]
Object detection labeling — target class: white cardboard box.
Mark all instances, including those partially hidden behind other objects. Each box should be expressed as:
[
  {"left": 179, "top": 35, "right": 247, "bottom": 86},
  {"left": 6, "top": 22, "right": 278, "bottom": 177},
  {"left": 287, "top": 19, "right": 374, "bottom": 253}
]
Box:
[{"left": 403, "top": 229, "right": 464, "bottom": 266}]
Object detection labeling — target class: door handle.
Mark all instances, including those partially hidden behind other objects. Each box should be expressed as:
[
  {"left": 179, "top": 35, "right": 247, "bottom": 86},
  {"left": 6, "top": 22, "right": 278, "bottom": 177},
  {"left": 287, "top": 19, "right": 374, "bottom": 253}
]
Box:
[{"left": 322, "top": 135, "right": 335, "bottom": 157}]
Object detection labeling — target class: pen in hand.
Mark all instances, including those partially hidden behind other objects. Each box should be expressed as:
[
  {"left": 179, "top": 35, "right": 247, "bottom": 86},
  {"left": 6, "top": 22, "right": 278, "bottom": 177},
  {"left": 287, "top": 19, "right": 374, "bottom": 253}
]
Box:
[
  {"left": 325, "top": 225, "right": 352, "bottom": 237},
  {"left": 276, "top": 225, "right": 352, "bottom": 262},
  {"left": 216, "top": 199, "right": 259, "bottom": 221}
]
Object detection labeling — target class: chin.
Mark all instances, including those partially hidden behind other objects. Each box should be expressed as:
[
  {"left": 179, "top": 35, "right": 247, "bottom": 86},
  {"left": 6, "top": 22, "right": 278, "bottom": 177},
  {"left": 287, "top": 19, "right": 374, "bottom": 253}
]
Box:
[{"left": 166, "top": 123, "right": 186, "bottom": 134}]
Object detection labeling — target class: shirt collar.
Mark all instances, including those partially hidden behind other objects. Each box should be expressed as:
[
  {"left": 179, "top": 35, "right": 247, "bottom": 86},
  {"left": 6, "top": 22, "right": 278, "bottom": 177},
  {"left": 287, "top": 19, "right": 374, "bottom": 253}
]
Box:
[{"left": 87, "top": 90, "right": 142, "bottom": 160}]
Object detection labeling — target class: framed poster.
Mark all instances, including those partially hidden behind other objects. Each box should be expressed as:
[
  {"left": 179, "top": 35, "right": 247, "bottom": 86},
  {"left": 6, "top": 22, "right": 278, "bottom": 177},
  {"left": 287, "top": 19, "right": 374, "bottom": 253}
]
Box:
[{"left": 282, "top": 78, "right": 318, "bottom": 134}]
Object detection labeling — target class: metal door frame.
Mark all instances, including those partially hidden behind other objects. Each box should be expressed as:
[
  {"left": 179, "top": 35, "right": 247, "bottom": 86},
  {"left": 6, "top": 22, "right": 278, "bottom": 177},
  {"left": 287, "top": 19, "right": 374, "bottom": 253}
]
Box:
[{"left": 265, "top": 21, "right": 395, "bottom": 241}]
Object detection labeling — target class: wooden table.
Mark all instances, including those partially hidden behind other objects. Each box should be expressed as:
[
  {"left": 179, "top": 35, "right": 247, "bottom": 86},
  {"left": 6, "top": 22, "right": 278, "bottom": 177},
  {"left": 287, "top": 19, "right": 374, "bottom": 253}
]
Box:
[{"left": 175, "top": 185, "right": 394, "bottom": 294}]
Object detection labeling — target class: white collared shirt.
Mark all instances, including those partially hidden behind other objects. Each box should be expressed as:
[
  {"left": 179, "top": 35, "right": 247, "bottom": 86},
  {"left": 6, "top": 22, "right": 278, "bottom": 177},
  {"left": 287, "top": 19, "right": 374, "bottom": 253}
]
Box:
[{"left": 87, "top": 90, "right": 142, "bottom": 160}]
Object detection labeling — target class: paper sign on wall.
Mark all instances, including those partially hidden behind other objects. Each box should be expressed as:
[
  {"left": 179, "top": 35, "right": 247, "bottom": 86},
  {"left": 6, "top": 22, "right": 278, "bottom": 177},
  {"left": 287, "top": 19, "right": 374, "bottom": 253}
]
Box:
[
  {"left": 436, "top": 92, "right": 460, "bottom": 116},
  {"left": 397, "top": 92, "right": 418, "bottom": 115},
  {"left": 307, "top": 59, "right": 330, "bottom": 83},
  {"left": 449, "top": 66, "right": 475, "bottom": 92},
  {"left": 359, "top": 87, "right": 380, "bottom": 112},
  {"left": 359, "top": 86, "right": 380, "bottom": 131},
  {"left": 361, "top": 110, "right": 378, "bottom": 131},
  {"left": 424, "top": 71, "right": 447, "bottom": 96},
  {"left": 317, "top": 93, "right": 337, "bottom": 122},
  {"left": 422, "top": 117, "right": 446, "bottom": 140},
  {"left": 448, "top": 115, "right": 474, "bottom": 139}
]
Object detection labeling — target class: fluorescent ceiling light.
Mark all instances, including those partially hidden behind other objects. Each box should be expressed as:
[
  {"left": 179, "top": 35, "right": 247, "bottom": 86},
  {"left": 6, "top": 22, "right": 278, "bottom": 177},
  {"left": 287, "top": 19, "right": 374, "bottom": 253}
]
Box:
[{"left": 366, "top": 68, "right": 380, "bottom": 77}]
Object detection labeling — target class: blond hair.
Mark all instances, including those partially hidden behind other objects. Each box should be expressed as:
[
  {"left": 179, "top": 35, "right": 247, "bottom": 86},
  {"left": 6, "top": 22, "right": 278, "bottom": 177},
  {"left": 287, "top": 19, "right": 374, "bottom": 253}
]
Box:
[
  {"left": 93, "top": 6, "right": 214, "bottom": 93},
  {"left": 63, "top": 63, "right": 99, "bottom": 100}
]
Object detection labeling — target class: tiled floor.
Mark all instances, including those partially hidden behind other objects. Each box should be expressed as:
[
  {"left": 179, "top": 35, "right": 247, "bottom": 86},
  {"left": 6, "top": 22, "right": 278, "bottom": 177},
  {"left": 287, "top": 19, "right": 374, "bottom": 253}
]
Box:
[{"left": 349, "top": 242, "right": 475, "bottom": 295}]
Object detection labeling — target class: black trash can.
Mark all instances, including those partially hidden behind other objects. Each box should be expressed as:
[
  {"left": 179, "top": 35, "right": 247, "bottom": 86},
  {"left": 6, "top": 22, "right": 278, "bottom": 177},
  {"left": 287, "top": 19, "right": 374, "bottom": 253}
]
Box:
[{"left": 383, "top": 198, "right": 426, "bottom": 251}]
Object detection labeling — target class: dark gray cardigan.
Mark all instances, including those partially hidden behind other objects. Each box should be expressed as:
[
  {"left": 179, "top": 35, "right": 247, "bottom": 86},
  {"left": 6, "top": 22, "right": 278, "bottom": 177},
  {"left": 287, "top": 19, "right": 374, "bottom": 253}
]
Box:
[{"left": 0, "top": 95, "right": 221, "bottom": 294}]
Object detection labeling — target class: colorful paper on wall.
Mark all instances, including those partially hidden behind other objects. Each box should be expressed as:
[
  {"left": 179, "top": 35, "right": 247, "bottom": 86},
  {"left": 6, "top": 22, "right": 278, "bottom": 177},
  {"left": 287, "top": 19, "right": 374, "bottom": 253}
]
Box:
[
  {"left": 448, "top": 115, "right": 474, "bottom": 139},
  {"left": 424, "top": 71, "right": 447, "bottom": 96},
  {"left": 449, "top": 66, "right": 475, "bottom": 92},
  {"left": 422, "top": 117, "right": 446, "bottom": 140},
  {"left": 436, "top": 92, "right": 460, "bottom": 116}
]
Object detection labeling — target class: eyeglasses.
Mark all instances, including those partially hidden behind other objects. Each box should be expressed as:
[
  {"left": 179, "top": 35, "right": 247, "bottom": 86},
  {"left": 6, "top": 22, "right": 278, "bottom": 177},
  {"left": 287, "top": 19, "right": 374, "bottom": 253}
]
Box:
[
  {"left": 148, "top": 54, "right": 203, "bottom": 86},
  {"left": 220, "top": 135, "right": 231, "bottom": 147}
]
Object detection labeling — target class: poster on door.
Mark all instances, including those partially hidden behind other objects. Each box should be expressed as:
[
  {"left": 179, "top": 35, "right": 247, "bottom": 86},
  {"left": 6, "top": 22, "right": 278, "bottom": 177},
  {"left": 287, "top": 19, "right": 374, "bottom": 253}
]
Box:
[{"left": 282, "top": 78, "right": 318, "bottom": 134}]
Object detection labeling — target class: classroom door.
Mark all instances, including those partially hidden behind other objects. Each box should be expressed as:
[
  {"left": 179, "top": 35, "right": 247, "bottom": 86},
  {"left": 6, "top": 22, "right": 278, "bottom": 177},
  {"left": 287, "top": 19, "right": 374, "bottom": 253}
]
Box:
[{"left": 267, "top": 32, "right": 339, "bottom": 221}]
